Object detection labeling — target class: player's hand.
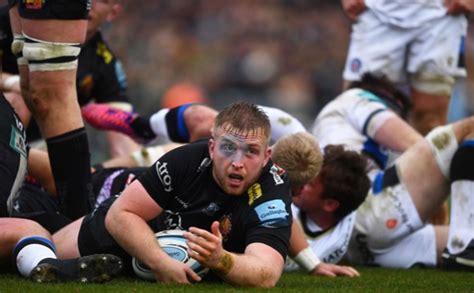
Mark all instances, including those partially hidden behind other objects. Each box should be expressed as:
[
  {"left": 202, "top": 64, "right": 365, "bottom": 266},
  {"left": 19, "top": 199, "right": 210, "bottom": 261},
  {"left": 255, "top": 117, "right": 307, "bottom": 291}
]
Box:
[
  {"left": 152, "top": 254, "right": 201, "bottom": 284},
  {"left": 185, "top": 221, "right": 231, "bottom": 273},
  {"left": 341, "top": 0, "right": 366, "bottom": 21},
  {"left": 311, "top": 262, "right": 360, "bottom": 277},
  {"left": 445, "top": 0, "right": 474, "bottom": 15}
]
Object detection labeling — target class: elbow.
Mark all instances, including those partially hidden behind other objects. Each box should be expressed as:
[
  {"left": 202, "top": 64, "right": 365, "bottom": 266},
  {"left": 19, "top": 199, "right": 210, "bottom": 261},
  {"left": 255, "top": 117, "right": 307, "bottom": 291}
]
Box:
[{"left": 251, "top": 269, "right": 281, "bottom": 288}]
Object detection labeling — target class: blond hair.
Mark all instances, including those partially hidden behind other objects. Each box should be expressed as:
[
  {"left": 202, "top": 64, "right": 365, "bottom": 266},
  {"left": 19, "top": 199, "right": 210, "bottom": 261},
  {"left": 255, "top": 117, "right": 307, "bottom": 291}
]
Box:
[{"left": 271, "top": 132, "right": 323, "bottom": 190}]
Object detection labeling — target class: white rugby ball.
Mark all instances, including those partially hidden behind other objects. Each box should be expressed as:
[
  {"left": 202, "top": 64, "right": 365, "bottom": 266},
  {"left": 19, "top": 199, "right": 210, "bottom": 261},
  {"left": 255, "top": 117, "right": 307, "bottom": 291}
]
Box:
[{"left": 132, "top": 229, "right": 209, "bottom": 281}]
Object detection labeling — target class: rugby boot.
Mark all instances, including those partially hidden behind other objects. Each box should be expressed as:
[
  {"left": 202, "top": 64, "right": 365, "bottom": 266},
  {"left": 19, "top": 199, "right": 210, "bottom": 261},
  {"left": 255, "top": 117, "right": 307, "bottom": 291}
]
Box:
[
  {"left": 441, "top": 240, "right": 474, "bottom": 271},
  {"left": 30, "top": 254, "right": 123, "bottom": 283}
]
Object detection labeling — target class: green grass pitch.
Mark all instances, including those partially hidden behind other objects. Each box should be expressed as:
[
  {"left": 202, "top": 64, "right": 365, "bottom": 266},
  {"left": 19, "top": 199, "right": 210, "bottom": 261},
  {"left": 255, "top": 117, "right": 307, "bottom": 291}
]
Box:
[{"left": 0, "top": 267, "right": 472, "bottom": 292}]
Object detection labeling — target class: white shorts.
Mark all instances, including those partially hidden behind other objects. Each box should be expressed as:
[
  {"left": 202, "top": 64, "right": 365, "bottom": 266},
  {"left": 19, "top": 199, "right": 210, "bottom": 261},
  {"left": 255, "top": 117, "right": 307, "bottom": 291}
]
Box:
[
  {"left": 343, "top": 10, "right": 467, "bottom": 83},
  {"left": 346, "top": 224, "right": 437, "bottom": 268},
  {"left": 353, "top": 180, "right": 424, "bottom": 250}
]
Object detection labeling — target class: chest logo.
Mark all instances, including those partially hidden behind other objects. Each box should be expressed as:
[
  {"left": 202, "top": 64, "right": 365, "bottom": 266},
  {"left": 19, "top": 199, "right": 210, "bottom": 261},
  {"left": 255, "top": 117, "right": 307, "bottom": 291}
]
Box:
[{"left": 156, "top": 161, "right": 173, "bottom": 192}]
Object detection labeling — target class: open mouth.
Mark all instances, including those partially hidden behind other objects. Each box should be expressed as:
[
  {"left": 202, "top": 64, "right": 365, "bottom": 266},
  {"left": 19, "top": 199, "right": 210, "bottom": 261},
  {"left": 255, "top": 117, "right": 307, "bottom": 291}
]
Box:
[{"left": 228, "top": 173, "right": 243, "bottom": 186}]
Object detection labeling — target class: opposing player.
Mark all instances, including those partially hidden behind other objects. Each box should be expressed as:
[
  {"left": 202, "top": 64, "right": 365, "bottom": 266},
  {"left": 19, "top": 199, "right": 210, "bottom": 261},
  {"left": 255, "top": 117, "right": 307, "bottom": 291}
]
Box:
[
  {"left": 342, "top": 0, "right": 471, "bottom": 135},
  {"left": 291, "top": 117, "right": 474, "bottom": 269},
  {"left": 313, "top": 73, "right": 448, "bottom": 225}
]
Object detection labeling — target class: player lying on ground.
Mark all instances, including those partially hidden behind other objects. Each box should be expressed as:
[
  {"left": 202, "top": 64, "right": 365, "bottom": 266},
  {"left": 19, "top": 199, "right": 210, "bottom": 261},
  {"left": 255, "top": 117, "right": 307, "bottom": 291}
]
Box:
[{"left": 287, "top": 117, "right": 474, "bottom": 270}]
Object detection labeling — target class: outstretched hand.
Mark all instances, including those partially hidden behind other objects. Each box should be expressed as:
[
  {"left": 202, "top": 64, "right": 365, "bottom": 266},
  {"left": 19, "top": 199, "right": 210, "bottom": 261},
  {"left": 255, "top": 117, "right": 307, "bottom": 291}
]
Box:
[
  {"left": 185, "top": 221, "right": 233, "bottom": 274},
  {"left": 311, "top": 262, "right": 360, "bottom": 277}
]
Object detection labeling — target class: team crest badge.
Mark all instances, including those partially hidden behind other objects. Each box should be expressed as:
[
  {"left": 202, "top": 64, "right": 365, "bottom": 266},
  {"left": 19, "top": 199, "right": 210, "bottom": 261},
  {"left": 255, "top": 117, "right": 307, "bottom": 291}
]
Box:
[
  {"left": 219, "top": 214, "right": 232, "bottom": 240},
  {"left": 24, "top": 0, "right": 44, "bottom": 9},
  {"left": 385, "top": 218, "right": 397, "bottom": 229},
  {"left": 350, "top": 58, "right": 362, "bottom": 73}
]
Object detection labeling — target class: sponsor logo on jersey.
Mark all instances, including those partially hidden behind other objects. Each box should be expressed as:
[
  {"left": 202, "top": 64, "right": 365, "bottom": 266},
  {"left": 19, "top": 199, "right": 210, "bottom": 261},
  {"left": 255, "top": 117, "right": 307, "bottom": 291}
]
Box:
[
  {"left": 219, "top": 214, "right": 232, "bottom": 240},
  {"left": 25, "top": 0, "right": 44, "bottom": 10},
  {"left": 247, "top": 183, "right": 262, "bottom": 205},
  {"left": 270, "top": 164, "right": 285, "bottom": 185},
  {"left": 385, "top": 218, "right": 398, "bottom": 229},
  {"left": 97, "top": 42, "right": 113, "bottom": 64},
  {"left": 156, "top": 161, "right": 173, "bottom": 192},
  {"left": 203, "top": 202, "right": 220, "bottom": 216},
  {"left": 350, "top": 58, "right": 361, "bottom": 73},
  {"left": 10, "top": 126, "right": 27, "bottom": 158},
  {"left": 164, "top": 210, "right": 183, "bottom": 230},
  {"left": 254, "top": 199, "right": 289, "bottom": 228}
]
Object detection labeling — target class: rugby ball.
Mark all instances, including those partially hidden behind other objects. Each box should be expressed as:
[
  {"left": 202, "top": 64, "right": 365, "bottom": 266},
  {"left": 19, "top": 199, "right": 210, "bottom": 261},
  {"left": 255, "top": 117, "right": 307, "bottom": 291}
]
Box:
[{"left": 132, "top": 229, "right": 209, "bottom": 281}]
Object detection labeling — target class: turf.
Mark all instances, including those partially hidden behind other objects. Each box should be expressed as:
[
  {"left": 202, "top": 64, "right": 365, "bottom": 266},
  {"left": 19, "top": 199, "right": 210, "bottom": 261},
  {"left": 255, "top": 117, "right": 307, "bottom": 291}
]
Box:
[{"left": 0, "top": 267, "right": 471, "bottom": 292}]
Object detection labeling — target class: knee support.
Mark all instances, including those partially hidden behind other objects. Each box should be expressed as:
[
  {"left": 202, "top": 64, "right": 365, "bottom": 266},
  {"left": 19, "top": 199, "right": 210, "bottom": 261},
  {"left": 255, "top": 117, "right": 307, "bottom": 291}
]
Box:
[
  {"left": 22, "top": 33, "right": 81, "bottom": 71},
  {"left": 411, "top": 71, "right": 455, "bottom": 97},
  {"left": 450, "top": 141, "right": 474, "bottom": 182},
  {"left": 11, "top": 33, "right": 28, "bottom": 66},
  {"left": 426, "top": 125, "right": 458, "bottom": 178}
]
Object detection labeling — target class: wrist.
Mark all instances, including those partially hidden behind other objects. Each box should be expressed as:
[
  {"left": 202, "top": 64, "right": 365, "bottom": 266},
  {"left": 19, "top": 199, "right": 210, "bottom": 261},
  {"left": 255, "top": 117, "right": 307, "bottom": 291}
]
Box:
[
  {"left": 293, "top": 247, "right": 321, "bottom": 272},
  {"left": 211, "top": 251, "right": 234, "bottom": 276}
]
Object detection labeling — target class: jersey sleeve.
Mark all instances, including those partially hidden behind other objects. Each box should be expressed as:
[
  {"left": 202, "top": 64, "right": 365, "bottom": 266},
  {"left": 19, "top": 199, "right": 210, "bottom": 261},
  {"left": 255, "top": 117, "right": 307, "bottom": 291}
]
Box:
[
  {"left": 243, "top": 164, "right": 293, "bottom": 259},
  {"left": 92, "top": 38, "right": 129, "bottom": 104},
  {"left": 344, "top": 89, "right": 397, "bottom": 139}
]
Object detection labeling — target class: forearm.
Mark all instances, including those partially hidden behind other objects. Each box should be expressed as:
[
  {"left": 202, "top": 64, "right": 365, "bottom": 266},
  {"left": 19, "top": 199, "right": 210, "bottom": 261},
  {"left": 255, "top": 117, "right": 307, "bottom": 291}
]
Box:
[
  {"left": 105, "top": 207, "right": 166, "bottom": 270},
  {"left": 374, "top": 116, "right": 423, "bottom": 152}
]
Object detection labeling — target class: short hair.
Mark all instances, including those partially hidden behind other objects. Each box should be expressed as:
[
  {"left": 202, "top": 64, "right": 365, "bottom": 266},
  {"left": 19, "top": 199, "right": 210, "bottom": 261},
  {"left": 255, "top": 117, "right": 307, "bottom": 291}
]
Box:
[
  {"left": 349, "top": 73, "right": 411, "bottom": 119},
  {"left": 272, "top": 132, "right": 323, "bottom": 191},
  {"left": 213, "top": 101, "right": 271, "bottom": 143},
  {"left": 320, "top": 145, "right": 371, "bottom": 221}
]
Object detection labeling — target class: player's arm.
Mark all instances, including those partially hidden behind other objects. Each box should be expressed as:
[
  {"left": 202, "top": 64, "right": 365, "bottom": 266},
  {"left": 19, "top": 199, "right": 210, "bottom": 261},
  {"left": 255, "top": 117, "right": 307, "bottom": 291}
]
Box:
[
  {"left": 289, "top": 221, "right": 359, "bottom": 277},
  {"left": 185, "top": 221, "right": 284, "bottom": 288},
  {"left": 348, "top": 93, "right": 423, "bottom": 152},
  {"left": 341, "top": 0, "right": 366, "bottom": 21},
  {"left": 105, "top": 180, "right": 200, "bottom": 283},
  {"left": 372, "top": 115, "right": 423, "bottom": 152},
  {"left": 27, "top": 149, "right": 56, "bottom": 195},
  {"left": 446, "top": 0, "right": 474, "bottom": 15}
]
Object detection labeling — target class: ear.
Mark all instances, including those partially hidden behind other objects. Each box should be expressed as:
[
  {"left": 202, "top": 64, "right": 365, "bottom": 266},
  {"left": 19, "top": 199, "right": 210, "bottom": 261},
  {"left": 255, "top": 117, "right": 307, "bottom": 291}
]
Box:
[
  {"left": 264, "top": 146, "right": 272, "bottom": 166},
  {"left": 322, "top": 198, "right": 340, "bottom": 213},
  {"left": 208, "top": 138, "right": 215, "bottom": 160},
  {"left": 106, "top": 3, "right": 123, "bottom": 22}
]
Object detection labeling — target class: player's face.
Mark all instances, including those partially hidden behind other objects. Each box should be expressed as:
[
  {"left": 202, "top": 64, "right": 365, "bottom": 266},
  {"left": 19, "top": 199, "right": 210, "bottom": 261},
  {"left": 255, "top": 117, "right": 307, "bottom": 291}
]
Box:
[
  {"left": 87, "top": 0, "right": 121, "bottom": 39},
  {"left": 209, "top": 127, "right": 271, "bottom": 196},
  {"left": 292, "top": 176, "right": 324, "bottom": 212}
]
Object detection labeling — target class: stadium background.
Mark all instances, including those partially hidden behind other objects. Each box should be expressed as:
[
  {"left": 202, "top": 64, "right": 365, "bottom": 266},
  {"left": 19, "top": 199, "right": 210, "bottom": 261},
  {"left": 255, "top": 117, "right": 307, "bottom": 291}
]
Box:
[{"left": 2, "top": 0, "right": 474, "bottom": 161}]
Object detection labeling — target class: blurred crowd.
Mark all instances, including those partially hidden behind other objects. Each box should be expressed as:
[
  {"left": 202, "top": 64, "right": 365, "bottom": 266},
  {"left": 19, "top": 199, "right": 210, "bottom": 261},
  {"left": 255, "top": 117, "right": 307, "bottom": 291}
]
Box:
[
  {"left": 105, "top": 0, "right": 474, "bottom": 128},
  {"left": 103, "top": 0, "right": 353, "bottom": 126}
]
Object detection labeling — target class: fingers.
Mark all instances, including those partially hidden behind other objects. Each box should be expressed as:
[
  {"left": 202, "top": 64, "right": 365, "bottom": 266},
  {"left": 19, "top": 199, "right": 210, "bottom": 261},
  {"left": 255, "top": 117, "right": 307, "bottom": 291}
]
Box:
[
  {"left": 335, "top": 265, "right": 360, "bottom": 277},
  {"left": 185, "top": 266, "right": 202, "bottom": 283},
  {"left": 211, "top": 221, "right": 222, "bottom": 238}
]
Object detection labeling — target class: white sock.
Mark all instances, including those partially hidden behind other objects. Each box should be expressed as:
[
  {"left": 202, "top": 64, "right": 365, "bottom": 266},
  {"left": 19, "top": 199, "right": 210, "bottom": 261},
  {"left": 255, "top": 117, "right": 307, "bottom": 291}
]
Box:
[
  {"left": 149, "top": 109, "right": 171, "bottom": 143},
  {"left": 447, "top": 180, "right": 474, "bottom": 254},
  {"left": 16, "top": 240, "right": 57, "bottom": 277}
]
